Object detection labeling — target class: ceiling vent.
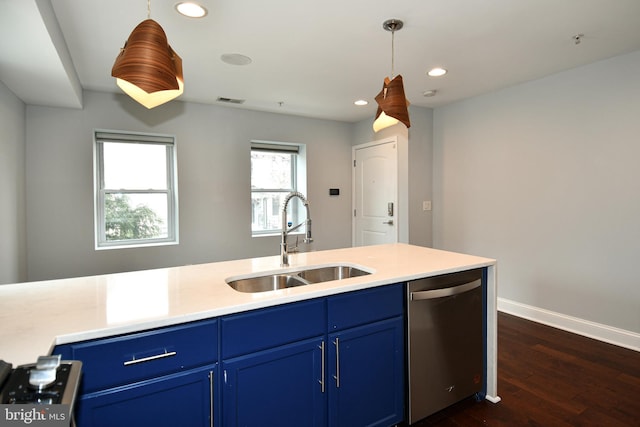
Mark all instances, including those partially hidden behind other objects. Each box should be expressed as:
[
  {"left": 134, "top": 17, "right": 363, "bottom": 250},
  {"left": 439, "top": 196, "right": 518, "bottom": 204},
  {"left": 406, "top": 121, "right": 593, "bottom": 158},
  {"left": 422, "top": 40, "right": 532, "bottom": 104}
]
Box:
[{"left": 216, "top": 97, "right": 245, "bottom": 104}]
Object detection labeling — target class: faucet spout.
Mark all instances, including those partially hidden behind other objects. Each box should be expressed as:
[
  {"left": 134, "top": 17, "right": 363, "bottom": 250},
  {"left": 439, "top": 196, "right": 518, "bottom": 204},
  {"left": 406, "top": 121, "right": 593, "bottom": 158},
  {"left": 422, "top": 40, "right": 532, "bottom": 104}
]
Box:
[{"left": 281, "top": 191, "right": 312, "bottom": 267}]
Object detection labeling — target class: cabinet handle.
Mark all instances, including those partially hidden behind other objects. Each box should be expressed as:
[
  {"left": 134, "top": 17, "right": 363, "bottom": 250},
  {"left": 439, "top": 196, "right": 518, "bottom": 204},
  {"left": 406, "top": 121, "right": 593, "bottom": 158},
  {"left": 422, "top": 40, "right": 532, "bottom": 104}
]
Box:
[
  {"left": 123, "top": 349, "right": 177, "bottom": 366},
  {"left": 333, "top": 338, "right": 340, "bottom": 388},
  {"left": 319, "top": 341, "right": 325, "bottom": 393},
  {"left": 208, "top": 370, "right": 214, "bottom": 427}
]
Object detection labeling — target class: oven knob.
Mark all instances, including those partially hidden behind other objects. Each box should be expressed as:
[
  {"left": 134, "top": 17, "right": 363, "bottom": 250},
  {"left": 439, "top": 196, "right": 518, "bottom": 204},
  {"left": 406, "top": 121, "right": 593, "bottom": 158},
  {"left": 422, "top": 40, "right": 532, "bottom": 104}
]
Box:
[
  {"left": 36, "top": 355, "right": 61, "bottom": 370},
  {"left": 29, "top": 368, "right": 57, "bottom": 391}
]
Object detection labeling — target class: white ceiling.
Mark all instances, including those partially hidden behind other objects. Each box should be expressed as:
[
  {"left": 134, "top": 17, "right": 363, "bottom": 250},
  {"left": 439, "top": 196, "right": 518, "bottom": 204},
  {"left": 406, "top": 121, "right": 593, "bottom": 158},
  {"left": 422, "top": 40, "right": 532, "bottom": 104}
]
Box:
[{"left": 2, "top": 0, "right": 640, "bottom": 122}]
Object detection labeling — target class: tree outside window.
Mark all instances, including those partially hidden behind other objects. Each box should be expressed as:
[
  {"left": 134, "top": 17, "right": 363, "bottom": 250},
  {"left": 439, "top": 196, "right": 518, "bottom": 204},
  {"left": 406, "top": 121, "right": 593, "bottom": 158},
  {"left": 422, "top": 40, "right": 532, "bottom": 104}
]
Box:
[{"left": 104, "top": 194, "right": 163, "bottom": 240}]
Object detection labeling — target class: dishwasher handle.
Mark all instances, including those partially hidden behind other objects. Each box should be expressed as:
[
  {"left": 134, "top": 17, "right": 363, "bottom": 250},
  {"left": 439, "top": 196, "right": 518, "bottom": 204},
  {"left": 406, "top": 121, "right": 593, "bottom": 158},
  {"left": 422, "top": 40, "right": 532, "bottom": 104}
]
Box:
[{"left": 410, "top": 279, "right": 481, "bottom": 301}]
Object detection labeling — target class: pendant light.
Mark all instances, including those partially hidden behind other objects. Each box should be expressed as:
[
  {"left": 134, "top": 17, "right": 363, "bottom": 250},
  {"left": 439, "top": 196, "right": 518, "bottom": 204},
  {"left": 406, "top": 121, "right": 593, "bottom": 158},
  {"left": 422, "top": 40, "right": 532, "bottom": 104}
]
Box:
[
  {"left": 373, "top": 19, "right": 410, "bottom": 132},
  {"left": 111, "top": 0, "right": 184, "bottom": 109}
]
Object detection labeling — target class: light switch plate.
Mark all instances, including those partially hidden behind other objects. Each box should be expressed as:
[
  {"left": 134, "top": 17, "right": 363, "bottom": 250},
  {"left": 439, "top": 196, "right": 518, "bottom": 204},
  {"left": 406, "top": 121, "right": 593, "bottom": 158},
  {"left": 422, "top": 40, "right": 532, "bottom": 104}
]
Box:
[{"left": 423, "top": 201, "right": 432, "bottom": 211}]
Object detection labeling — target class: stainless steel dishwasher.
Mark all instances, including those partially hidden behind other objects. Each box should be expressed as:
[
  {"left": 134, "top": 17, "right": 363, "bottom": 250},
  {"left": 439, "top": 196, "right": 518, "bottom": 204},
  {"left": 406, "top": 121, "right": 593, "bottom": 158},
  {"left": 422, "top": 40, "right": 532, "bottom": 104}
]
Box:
[{"left": 406, "top": 268, "right": 484, "bottom": 424}]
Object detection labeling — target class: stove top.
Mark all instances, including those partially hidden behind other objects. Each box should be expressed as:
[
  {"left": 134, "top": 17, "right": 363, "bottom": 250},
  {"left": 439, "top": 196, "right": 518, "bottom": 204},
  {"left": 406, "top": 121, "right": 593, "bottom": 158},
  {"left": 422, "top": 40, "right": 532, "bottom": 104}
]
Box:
[
  {"left": 1, "top": 362, "right": 80, "bottom": 405},
  {"left": 0, "top": 356, "right": 82, "bottom": 426}
]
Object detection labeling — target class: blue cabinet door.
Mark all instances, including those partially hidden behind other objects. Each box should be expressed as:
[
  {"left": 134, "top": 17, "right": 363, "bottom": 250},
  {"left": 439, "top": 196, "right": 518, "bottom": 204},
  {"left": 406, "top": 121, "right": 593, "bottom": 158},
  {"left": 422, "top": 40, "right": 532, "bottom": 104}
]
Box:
[
  {"left": 328, "top": 317, "right": 404, "bottom": 427},
  {"left": 76, "top": 364, "right": 217, "bottom": 427},
  {"left": 222, "top": 337, "right": 326, "bottom": 427}
]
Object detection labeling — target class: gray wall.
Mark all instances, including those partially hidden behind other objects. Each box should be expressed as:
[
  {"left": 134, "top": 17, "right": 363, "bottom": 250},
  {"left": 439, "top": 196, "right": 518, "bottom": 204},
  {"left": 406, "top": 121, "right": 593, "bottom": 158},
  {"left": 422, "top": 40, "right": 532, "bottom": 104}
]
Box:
[
  {"left": 433, "top": 50, "right": 640, "bottom": 333},
  {"left": 406, "top": 107, "right": 434, "bottom": 247},
  {"left": 0, "top": 81, "right": 27, "bottom": 284},
  {"left": 24, "top": 90, "right": 354, "bottom": 281},
  {"left": 352, "top": 106, "right": 434, "bottom": 248},
  {"left": 10, "top": 89, "right": 434, "bottom": 284}
]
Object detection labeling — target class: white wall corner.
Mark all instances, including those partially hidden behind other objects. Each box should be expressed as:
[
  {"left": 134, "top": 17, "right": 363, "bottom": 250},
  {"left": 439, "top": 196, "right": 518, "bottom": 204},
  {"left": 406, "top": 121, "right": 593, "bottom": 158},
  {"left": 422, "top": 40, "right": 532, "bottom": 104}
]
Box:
[{"left": 497, "top": 298, "right": 640, "bottom": 352}]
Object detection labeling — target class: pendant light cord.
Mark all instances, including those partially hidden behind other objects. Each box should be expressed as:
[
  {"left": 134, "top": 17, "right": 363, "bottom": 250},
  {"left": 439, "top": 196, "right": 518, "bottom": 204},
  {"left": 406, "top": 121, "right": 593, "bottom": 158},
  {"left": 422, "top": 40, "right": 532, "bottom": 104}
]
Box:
[
  {"left": 382, "top": 19, "right": 402, "bottom": 79},
  {"left": 391, "top": 29, "right": 395, "bottom": 78},
  {"left": 147, "top": 0, "right": 151, "bottom": 19}
]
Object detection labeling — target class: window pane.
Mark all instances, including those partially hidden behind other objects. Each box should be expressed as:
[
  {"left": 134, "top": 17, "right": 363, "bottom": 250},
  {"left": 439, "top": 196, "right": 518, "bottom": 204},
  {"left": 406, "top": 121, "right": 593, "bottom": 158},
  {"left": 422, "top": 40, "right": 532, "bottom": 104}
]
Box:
[
  {"left": 103, "top": 143, "right": 167, "bottom": 190},
  {"left": 251, "top": 191, "right": 307, "bottom": 233},
  {"left": 251, "top": 192, "right": 287, "bottom": 232},
  {"left": 105, "top": 193, "right": 168, "bottom": 241},
  {"left": 251, "top": 151, "right": 292, "bottom": 190}
]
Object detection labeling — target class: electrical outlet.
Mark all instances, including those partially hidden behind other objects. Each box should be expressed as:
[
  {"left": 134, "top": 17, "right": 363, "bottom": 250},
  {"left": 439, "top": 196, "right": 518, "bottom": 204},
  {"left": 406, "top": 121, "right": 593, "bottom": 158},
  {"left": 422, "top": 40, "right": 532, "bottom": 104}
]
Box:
[{"left": 423, "top": 201, "right": 432, "bottom": 211}]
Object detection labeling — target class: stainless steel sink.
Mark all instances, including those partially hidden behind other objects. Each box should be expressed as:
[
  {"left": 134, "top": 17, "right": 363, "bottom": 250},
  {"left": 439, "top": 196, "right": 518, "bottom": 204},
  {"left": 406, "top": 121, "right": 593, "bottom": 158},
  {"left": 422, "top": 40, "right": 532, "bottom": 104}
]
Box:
[
  {"left": 297, "top": 265, "right": 370, "bottom": 283},
  {"left": 226, "top": 264, "right": 372, "bottom": 293},
  {"left": 227, "top": 274, "right": 309, "bottom": 293}
]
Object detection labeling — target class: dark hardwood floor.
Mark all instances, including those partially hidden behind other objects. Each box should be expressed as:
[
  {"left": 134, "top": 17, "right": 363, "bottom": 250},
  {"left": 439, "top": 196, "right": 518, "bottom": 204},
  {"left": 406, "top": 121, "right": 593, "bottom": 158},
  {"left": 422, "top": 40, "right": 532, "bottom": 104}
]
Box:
[{"left": 412, "top": 312, "right": 640, "bottom": 426}]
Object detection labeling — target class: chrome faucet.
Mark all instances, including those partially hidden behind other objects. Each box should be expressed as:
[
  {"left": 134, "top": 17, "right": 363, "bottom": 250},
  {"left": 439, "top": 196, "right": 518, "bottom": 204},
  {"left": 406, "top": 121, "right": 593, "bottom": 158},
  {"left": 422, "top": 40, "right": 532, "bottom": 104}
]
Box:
[{"left": 280, "top": 191, "right": 312, "bottom": 267}]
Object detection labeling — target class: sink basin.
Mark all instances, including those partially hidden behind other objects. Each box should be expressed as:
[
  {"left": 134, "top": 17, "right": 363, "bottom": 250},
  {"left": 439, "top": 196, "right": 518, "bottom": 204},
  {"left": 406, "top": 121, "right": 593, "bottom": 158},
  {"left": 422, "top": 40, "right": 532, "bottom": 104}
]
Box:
[
  {"left": 226, "top": 264, "right": 372, "bottom": 293},
  {"left": 297, "top": 265, "right": 370, "bottom": 283},
  {"left": 227, "top": 274, "right": 309, "bottom": 293}
]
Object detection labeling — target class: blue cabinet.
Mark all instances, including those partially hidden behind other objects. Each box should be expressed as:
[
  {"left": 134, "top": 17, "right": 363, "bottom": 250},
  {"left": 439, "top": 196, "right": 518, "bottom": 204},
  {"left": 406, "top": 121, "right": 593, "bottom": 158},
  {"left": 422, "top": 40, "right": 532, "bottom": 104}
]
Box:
[
  {"left": 220, "top": 299, "right": 326, "bottom": 427},
  {"left": 54, "top": 319, "right": 218, "bottom": 427},
  {"left": 328, "top": 318, "right": 404, "bottom": 427},
  {"left": 76, "top": 365, "right": 216, "bottom": 427},
  {"left": 327, "top": 284, "right": 404, "bottom": 427},
  {"left": 222, "top": 338, "right": 325, "bottom": 427},
  {"left": 54, "top": 284, "right": 405, "bottom": 427},
  {"left": 220, "top": 283, "right": 405, "bottom": 427}
]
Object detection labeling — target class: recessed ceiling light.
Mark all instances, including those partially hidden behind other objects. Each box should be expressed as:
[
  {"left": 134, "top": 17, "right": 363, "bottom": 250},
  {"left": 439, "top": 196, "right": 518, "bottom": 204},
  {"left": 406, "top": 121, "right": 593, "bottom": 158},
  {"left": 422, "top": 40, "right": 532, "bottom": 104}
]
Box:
[
  {"left": 354, "top": 99, "right": 368, "bottom": 106},
  {"left": 427, "top": 67, "right": 447, "bottom": 77},
  {"left": 175, "top": 2, "right": 208, "bottom": 18},
  {"left": 220, "top": 53, "right": 252, "bottom": 66},
  {"left": 572, "top": 33, "right": 585, "bottom": 45},
  {"left": 423, "top": 90, "right": 437, "bottom": 97}
]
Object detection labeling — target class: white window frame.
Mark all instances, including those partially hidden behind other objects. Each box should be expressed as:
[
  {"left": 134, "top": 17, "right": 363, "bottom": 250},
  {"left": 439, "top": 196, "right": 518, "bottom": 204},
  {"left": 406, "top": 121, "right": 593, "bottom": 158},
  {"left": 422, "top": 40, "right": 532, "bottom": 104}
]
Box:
[
  {"left": 94, "top": 129, "right": 179, "bottom": 249},
  {"left": 251, "top": 141, "right": 306, "bottom": 237}
]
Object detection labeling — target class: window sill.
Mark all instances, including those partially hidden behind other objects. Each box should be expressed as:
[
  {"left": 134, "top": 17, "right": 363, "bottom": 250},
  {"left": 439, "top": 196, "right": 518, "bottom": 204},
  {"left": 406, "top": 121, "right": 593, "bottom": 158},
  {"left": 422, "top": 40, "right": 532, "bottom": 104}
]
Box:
[{"left": 95, "top": 239, "right": 179, "bottom": 251}]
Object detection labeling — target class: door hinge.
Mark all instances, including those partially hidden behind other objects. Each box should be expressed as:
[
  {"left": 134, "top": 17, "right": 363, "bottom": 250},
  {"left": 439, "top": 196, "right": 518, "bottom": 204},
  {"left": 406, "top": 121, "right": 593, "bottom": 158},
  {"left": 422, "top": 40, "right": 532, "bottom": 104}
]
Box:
[
  {"left": 353, "top": 209, "right": 356, "bottom": 217},
  {"left": 353, "top": 159, "right": 356, "bottom": 167}
]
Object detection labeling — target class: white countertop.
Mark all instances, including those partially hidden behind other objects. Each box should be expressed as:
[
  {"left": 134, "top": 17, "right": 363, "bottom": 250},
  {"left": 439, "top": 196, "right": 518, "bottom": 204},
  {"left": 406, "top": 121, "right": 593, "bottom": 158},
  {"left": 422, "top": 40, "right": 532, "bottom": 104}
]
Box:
[{"left": 0, "top": 244, "right": 496, "bottom": 367}]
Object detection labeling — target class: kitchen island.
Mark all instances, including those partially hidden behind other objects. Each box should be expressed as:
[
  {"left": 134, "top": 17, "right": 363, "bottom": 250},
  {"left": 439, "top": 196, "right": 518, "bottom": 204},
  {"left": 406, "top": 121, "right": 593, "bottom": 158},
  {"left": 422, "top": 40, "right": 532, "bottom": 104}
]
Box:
[{"left": 0, "top": 243, "right": 499, "bottom": 423}]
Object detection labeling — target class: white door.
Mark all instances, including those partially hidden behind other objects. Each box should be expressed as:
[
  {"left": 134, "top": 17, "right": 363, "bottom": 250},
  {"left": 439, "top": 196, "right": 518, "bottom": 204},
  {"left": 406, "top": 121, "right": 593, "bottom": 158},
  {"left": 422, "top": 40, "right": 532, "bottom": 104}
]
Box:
[{"left": 352, "top": 138, "right": 398, "bottom": 246}]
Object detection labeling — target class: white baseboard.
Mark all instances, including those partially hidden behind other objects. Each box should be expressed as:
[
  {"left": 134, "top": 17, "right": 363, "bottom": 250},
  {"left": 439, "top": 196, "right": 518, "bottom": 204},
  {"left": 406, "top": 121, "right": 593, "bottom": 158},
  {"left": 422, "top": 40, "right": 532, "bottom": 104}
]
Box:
[{"left": 497, "top": 298, "right": 640, "bottom": 352}]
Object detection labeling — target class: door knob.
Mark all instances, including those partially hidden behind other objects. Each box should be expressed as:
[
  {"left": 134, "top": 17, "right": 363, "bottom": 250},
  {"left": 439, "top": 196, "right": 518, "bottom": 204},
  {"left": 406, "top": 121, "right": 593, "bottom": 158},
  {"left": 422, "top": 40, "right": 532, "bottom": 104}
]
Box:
[{"left": 383, "top": 220, "right": 394, "bottom": 225}]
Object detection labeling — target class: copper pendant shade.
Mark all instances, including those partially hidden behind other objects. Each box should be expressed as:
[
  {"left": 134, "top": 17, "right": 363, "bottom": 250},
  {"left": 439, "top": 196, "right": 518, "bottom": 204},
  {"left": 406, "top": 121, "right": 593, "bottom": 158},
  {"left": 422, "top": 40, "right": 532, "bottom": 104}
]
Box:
[
  {"left": 112, "top": 19, "right": 184, "bottom": 109},
  {"left": 373, "top": 19, "right": 410, "bottom": 132},
  {"left": 374, "top": 75, "right": 410, "bottom": 131}
]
